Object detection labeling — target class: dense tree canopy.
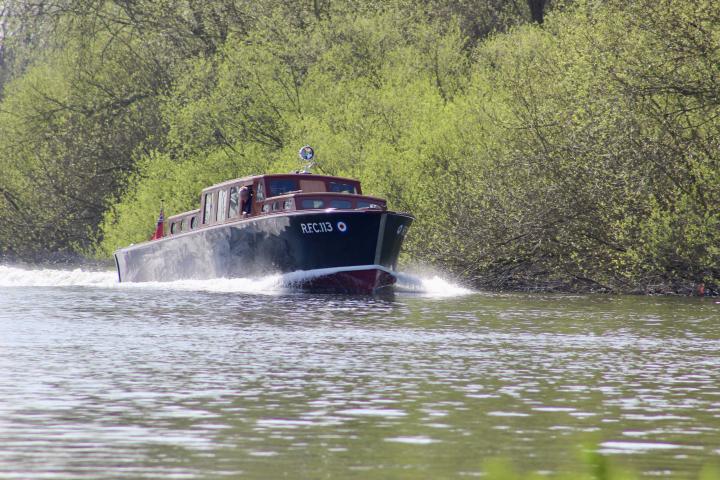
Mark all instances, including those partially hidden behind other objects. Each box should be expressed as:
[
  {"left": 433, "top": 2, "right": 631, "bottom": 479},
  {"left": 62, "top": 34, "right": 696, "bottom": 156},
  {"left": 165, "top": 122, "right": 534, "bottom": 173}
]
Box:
[{"left": 1, "top": 0, "right": 718, "bottom": 293}]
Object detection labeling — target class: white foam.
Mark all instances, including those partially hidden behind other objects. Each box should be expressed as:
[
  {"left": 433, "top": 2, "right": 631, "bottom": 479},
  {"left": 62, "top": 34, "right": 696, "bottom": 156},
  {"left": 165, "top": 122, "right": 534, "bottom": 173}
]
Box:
[
  {"left": 0, "top": 265, "right": 282, "bottom": 295},
  {"left": 394, "top": 271, "right": 473, "bottom": 297},
  {"left": 0, "top": 264, "right": 473, "bottom": 297},
  {"left": 0, "top": 265, "right": 117, "bottom": 288}
]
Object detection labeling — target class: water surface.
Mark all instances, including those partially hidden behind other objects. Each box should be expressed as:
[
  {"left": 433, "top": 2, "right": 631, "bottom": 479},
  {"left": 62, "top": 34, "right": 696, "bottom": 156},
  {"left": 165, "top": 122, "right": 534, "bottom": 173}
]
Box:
[{"left": 1, "top": 266, "right": 718, "bottom": 478}]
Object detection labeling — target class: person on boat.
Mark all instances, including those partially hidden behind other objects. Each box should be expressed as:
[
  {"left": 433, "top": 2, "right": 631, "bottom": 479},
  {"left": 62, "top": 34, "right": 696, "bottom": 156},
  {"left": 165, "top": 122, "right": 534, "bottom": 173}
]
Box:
[{"left": 240, "top": 187, "right": 252, "bottom": 217}]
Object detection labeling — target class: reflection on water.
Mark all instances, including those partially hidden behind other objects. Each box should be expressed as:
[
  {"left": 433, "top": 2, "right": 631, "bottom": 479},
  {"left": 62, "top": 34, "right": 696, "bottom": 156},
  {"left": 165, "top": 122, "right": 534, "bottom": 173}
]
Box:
[{"left": 0, "top": 267, "right": 719, "bottom": 479}]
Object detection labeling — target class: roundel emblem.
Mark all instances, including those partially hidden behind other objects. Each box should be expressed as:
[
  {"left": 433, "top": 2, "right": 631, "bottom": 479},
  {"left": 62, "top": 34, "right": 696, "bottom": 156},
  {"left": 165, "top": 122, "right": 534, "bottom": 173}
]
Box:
[
  {"left": 299, "top": 145, "right": 314, "bottom": 161},
  {"left": 336, "top": 221, "right": 348, "bottom": 233}
]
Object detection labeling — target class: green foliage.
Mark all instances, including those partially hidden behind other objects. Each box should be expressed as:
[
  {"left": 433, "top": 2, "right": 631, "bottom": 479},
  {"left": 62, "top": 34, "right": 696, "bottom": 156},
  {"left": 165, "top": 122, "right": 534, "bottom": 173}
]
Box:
[
  {"left": 0, "top": 32, "right": 163, "bottom": 256},
  {"left": 1, "top": 0, "right": 719, "bottom": 293},
  {"left": 458, "top": 0, "right": 720, "bottom": 292}
]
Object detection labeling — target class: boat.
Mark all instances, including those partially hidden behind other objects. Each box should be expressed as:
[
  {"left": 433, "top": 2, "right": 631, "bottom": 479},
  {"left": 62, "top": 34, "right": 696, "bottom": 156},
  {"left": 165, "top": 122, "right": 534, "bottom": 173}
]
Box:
[{"left": 113, "top": 146, "right": 414, "bottom": 294}]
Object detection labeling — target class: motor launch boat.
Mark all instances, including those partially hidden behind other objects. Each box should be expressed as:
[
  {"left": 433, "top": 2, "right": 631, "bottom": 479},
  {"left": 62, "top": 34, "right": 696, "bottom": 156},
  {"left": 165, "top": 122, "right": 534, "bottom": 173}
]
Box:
[{"left": 113, "top": 147, "right": 414, "bottom": 294}]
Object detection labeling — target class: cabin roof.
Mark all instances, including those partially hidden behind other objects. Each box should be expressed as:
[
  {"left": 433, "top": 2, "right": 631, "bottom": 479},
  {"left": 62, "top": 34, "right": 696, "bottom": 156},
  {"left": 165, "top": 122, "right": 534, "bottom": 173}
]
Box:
[{"left": 200, "top": 173, "right": 360, "bottom": 193}]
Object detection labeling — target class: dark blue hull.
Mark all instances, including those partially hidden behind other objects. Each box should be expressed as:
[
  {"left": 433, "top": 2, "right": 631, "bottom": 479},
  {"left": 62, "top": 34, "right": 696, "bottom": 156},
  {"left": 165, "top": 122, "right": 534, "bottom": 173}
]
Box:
[{"left": 114, "top": 210, "right": 413, "bottom": 293}]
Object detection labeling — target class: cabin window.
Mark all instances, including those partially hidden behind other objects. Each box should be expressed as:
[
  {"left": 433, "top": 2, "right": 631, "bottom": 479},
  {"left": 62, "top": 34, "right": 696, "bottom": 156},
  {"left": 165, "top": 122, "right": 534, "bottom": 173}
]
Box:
[
  {"left": 330, "top": 199, "right": 352, "bottom": 209},
  {"left": 217, "top": 189, "right": 228, "bottom": 222},
  {"left": 301, "top": 199, "right": 324, "bottom": 209},
  {"left": 357, "top": 201, "right": 381, "bottom": 209},
  {"left": 256, "top": 181, "right": 265, "bottom": 201},
  {"left": 170, "top": 222, "right": 177, "bottom": 234},
  {"left": 328, "top": 182, "right": 356, "bottom": 194},
  {"left": 262, "top": 203, "right": 271, "bottom": 213},
  {"left": 300, "top": 179, "right": 326, "bottom": 192},
  {"left": 180, "top": 219, "right": 187, "bottom": 232},
  {"left": 268, "top": 179, "right": 299, "bottom": 197},
  {"left": 228, "top": 187, "right": 239, "bottom": 218},
  {"left": 283, "top": 199, "right": 293, "bottom": 210},
  {"left": 271, "top": 201, "right": 280, "bottom": 212},
  {"left": 203, "top": 193, "right": 213, "bottom": 224},
  {"left": 190, "top": 216, "right": 197, "bottom": 229}
]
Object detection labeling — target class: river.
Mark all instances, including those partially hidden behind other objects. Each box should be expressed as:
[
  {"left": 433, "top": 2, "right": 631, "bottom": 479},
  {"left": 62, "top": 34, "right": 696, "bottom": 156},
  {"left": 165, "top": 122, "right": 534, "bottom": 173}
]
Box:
[{"left": 0, "top": 265, "right": 718, "bottom": 479}]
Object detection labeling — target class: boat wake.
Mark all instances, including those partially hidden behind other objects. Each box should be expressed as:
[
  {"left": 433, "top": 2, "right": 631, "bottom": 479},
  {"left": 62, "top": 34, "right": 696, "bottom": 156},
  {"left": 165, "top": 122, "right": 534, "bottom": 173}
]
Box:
[
  {"left": 0, "top": 265, "right": 472, "bottom": 297},
  {"left": 393, "top": 271, "right": 473, "bottom": 297}
]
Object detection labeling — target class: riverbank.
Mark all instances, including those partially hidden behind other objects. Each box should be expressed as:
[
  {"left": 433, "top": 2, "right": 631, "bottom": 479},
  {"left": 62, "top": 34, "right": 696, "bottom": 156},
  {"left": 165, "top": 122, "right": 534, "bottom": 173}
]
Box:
[
  {"left": 470, "top": 276, "right": 718, "bottom": 297},
  {"left": 0, "top": 254, "right": 114, "bottom": 271}
]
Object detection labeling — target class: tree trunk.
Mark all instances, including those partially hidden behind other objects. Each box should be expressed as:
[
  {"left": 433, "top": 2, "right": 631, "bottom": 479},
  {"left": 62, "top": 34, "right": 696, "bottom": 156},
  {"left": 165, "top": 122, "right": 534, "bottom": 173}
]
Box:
[{"left": 527, "top": 0, "right": 547, "bottom": 24}]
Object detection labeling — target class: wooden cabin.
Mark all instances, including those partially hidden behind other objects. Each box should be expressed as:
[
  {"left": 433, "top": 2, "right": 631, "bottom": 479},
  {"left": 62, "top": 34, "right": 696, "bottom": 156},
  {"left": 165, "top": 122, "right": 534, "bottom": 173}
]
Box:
[{"left": 164, "top": 174, "right": 386, "bottom": 237}]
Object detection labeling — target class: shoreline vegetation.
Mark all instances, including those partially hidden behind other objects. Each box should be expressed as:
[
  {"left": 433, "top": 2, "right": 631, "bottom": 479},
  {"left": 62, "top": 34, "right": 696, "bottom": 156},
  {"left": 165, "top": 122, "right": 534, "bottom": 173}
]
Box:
[{"left": 1, "top": 1, "right": 718, "bottom": 294}]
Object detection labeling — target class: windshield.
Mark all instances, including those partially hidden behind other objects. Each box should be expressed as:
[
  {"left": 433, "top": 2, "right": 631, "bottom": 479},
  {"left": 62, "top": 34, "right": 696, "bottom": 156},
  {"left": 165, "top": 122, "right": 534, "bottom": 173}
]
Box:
[
  {"left": 328, "top": 182, "right": 357, "bottom": 194},
  {"left": 268, "top": 179, "right": 299, "bottom": 197}
]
